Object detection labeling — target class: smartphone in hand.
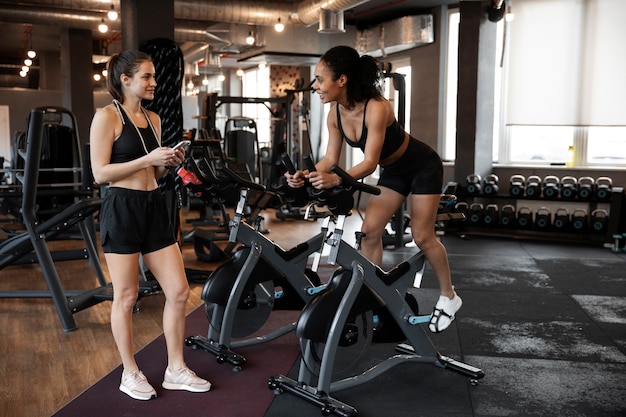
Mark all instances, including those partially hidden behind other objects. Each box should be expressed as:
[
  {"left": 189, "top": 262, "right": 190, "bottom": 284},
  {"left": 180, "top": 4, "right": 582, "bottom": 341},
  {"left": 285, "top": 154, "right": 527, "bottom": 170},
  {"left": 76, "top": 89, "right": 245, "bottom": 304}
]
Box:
[{"left": 172, "top": 140, "right": 191, "bottom": 150}]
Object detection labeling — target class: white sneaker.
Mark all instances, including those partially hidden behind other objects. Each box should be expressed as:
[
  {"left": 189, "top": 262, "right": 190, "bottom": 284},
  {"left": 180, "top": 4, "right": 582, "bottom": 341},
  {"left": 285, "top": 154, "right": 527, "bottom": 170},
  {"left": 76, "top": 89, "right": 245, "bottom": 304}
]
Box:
[
  {"left": 429, "top": 293, "right": 462, "bottom": 333},
  {"left": 162, "top": 367, "right": 211, "bottom": 393},
  {"left": 119, "top": 370, "right": 157, "bottom": 400}
]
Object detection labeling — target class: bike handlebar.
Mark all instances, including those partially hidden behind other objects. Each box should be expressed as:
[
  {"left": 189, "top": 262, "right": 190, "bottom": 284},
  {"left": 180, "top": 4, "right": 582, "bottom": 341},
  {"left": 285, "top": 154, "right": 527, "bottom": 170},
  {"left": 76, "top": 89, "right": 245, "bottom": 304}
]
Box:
[
  {"left": 218, "top": 163, "right": 266, "bottom": 192},
  {"left": 330, "top": 165, "right": 381, "bottom": 196}
]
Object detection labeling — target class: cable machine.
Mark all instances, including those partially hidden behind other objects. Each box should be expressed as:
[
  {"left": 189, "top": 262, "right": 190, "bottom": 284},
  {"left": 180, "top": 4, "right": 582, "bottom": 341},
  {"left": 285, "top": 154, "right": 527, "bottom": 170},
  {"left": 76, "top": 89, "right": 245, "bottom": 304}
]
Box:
[{"left": 201, "top": 93, "right": 295, "bottom": 189}]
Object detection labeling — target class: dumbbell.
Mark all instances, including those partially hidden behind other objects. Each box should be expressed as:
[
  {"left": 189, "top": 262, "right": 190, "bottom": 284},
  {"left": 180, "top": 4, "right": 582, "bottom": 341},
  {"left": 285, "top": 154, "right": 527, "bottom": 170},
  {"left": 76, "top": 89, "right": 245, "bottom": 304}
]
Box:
[
  {"left": 483, "top": 174, "right": 499, "bottom": 195},
  {"left": 534, "top": 207, "right": 552, "bottom": 230},
  {"left": 590, "top": 209, "right": 609, "bottom": 233},
  {"left": 525, "top": 175, "right": 542, "bottom": 198},
  {"left": 553, "top": 208, "right": 570, "bottom": 230},
  {"left": 612, "top": 234, "right": 626, "bottom": 253},
  {"left": 509, "top": 174, "right": 526, "bottom": 197},
  {"left": 571, "top": 208, "right": 589, "bottom": 231},
  {"left": 482, "top": 204, "right": 499, "bottom": 226},
  {"left": 516, "top": 206, "right": 533, "bottom": 229},
  {"left": 560, "top": 176, "right": 578, "bottom": 200},
  {"left": 499, "top": 204, "right": 516, "bottom": 227},
  {"left": 596, "top": 177, "right": 613, "bottom": 201},
  {"left": 542, "top": 175, "right": 560, "bottom": 199},
  {"left": 468, "top": 202, "right": 484, "bottom": 224},
  {"left": 466, "top": 174, "right": 482, "bottom": 195},
  {"left": 577, "top": 177, "right": 595, "bottom": 200}
]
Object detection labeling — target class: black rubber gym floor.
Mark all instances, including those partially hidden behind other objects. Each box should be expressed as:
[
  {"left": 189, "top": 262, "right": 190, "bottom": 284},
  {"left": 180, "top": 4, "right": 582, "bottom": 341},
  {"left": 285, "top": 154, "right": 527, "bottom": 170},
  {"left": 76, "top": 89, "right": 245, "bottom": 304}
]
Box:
[{"left": 265, "top": 235, "right": 626, "bottom": 417}]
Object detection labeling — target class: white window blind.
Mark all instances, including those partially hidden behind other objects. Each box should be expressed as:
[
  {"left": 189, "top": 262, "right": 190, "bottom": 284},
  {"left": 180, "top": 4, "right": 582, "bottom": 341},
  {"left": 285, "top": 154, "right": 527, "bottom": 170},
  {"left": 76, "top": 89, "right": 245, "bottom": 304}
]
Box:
[{"left": 506, "top": 0, "right": 626, "bottom": 126}]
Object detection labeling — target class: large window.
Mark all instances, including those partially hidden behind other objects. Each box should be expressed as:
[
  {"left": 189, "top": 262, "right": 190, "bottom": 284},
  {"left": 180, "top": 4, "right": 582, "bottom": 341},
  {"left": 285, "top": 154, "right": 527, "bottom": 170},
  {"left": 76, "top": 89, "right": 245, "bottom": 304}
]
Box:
[
  {"left": 241, "top": 66, "right": 271, "bottom": 146},
  {"left": 443, "top": 0, "right": 626, "bottom": 167}
]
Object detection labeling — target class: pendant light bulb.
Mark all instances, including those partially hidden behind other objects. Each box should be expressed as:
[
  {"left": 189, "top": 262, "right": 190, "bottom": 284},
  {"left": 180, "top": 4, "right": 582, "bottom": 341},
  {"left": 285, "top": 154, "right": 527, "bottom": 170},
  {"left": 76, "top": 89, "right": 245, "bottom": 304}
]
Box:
[
  {"left": 275, "top": 18, "right": 284, "bottom": 33},
  {"left": 108, "top": 5, "right": 119, "bottom": 21},
  {"left": 98, "top": 19, "right": 109, "bottom": 33}
]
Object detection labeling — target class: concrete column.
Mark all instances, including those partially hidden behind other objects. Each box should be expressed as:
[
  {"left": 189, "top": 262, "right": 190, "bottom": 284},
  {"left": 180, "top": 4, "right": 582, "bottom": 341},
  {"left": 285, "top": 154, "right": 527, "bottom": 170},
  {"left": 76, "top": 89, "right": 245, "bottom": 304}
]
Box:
[
  {"left": 121, "top": 0, "right": 175, "bottom": 51},
  {"left": 454, "top": 0, "right": 498, "bottom": 183},
  {"left": 60, "top": 29, "right": 94, "bottom": 146}
]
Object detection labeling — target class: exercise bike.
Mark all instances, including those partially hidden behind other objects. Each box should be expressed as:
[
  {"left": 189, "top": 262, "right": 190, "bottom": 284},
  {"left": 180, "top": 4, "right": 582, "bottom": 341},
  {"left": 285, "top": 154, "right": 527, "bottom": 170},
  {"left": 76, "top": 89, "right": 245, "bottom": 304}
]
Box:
[
  {"left": 268, "top": 164, "right": 484, "bottom": 417},
  {"left": 183, "top": 154, "right": 336, "bottom": 370}
]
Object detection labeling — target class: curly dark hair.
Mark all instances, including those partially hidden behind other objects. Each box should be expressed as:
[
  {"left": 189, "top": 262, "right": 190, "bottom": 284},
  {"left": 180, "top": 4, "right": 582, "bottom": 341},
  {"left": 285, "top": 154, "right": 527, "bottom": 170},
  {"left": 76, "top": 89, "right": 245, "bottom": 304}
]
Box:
[
  {"left": 320, "top": 45, "right": 382, "bottom": 108},
  {"left": 106, "top": 50, "right": 153, "bottom": 102}
]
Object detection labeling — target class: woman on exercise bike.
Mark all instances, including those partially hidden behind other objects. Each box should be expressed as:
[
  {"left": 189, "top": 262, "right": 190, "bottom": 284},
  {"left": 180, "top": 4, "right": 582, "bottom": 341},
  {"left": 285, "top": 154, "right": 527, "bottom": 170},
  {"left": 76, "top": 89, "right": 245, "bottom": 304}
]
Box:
[
  {"left": 90, "top": 50, "right": 211, "bottom": 400},
  {"left": 284, "top": 45, "right": 462, "bottom": 333}
]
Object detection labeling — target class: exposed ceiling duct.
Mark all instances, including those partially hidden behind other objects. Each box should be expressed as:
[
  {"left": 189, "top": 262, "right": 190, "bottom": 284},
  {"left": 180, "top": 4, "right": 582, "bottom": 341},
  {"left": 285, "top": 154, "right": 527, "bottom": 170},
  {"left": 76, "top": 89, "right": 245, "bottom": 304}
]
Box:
[
  {"left": 0, "top": 0, "right": 372, "bottom": 37},
  {"left": 356, "top": 15, "right": 434, "bottom": 58}
]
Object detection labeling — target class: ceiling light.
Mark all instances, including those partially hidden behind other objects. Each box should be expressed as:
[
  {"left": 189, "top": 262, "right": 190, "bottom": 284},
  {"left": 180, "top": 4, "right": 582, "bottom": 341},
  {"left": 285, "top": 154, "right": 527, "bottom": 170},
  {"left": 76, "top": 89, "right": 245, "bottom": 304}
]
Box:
[
  {"left": 102, "top": 69, "right": 108, "bottom": 77},
  {"left": 202, "top": 77, "right": 209, "bottom": 86},
  {"left": 93, "top": 73, "right": 102, "bottom": 81},
  {"left": 22, "top": 65, "right": 29, "bottom": 73},
  {"left": 24, "top": 58, "right": 32, "bottom": 66},
  {"left": 218, "top": 73, "right": 225, "bottom": 82},
  {"left": 107, "top": 5, "right": 118, "bottom": 21},
  {"left": 26, "top": 29, "right": 36, "bottom": 58},
  {"left": 98, "top": 19, "right": 109, "bottom": 33},
  {"left": 274, "top": 18, "right": 284, "bottom": 33},
  {"left": 245, "top": 31, "right": 255, "bottom": 45},
  {"left": 19, "top": 70, "right": 27, "bottom": 78},
  {"left": 187, "top": 80, "right": 194, "bottom": 89},
  {"left": 236, "top": 68, "right": 244, "bottom": 77}
]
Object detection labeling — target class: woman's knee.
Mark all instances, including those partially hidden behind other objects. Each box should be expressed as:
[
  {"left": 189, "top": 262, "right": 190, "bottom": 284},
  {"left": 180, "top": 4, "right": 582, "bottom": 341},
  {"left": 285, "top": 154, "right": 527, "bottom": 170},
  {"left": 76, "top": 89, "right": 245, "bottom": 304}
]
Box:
[
  {"left": 112, "top": 288, "right": 140, "bottom": 311},
  {"left": 165, "top": 281, "right": 190, "bottom": 304},
  {"left": 411, "top": 229, "right": 439, "bottom": 250}
]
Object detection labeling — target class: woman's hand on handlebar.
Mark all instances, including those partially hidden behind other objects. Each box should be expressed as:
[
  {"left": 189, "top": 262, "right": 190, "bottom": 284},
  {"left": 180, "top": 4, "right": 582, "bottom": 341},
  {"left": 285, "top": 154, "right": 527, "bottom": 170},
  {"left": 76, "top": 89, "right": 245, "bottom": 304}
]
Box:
[
  {"left": 306, "top": 171, "right": 341, "bottom": 190},
  {"left": 284, "top": 170, "right": 308, "bottom": 188}
]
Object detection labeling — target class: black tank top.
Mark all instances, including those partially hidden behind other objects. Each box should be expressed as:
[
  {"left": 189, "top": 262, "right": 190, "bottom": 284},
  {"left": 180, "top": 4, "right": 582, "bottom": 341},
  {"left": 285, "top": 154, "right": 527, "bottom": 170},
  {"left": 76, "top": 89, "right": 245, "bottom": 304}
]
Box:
[
  {"left": 336, "top": 99, "right": 406, "bottom": 162},
  {"left": 110, "top": 100, "right": 160, "bottom": 163}
]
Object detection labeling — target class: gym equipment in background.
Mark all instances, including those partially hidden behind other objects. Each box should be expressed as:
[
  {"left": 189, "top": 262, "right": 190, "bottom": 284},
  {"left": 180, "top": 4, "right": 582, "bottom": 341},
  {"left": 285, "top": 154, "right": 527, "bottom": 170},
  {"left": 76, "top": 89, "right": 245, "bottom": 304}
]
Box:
[
  {"left": 596, "top": 177, "right": 613, "bottom": 201},
  {"left": 483, "top": 203, "right": 499, "bottom": 226},
  {"left": 465, "top": 173, "right": 482, "bottom": 195},
  {"left": 223, "top": 117, "right": 262, "bottom": 185},
  {"left": 483, "top": 174, "right": 499, "bottom": 195},
  {"left": 509, "top": 174, "right": 526, "bottom": 197},
  {"left": 542, "top": 175, "right": 560, "bottom": 199},
  {"left": 571, "top": 208, "right": 589, "bottom": 231},
  {"left": 516, "top": 206, "right": 533, "bottom": 229},
  {"left": 553, "top": 208, "right": 571, "bottom": 231},
  {"left": 500, "top": 204, "right": 516, "bottom": 228},
  {"left": 525, "top": 175, "right": 542, "bottom": 198},
  {"left": 534, "top": 207, "right": 552, "bottom": 230},
  {"left": 560, "top": 176, "right": 578, "bottom": 200},
  {"left": 0, "top": 108, "right": 135, "bottom": 332}
]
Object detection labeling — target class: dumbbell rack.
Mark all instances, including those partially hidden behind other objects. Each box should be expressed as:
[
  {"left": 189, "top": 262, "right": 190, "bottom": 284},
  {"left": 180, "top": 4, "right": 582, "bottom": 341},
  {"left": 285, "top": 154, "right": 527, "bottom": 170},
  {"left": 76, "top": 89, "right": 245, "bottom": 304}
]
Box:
[{"left": 453, "top": 186, "right": 625, "bottom": 247}]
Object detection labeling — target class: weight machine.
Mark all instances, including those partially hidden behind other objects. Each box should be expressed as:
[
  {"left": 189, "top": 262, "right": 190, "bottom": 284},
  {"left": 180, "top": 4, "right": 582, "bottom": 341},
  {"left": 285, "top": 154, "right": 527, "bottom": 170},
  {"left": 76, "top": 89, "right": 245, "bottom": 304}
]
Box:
[{"left": 0, "top": 108, "right": 111, "bottom": 332}]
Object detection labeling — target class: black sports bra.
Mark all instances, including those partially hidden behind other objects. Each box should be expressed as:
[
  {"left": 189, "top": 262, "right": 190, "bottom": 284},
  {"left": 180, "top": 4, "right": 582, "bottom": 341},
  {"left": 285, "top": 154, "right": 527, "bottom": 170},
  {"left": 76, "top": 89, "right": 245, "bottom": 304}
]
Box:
[
  {"left": 336, "top": 99, "right": 406, "bottom": 161},
  {"left": 110, "top": 100, "right": 160, "bottom": 164}
]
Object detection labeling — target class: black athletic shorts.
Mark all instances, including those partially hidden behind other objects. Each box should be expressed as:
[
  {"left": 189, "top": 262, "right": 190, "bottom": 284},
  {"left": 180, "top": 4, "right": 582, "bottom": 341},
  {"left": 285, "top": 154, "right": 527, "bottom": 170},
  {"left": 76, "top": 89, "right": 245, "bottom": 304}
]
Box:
[
  {"left": 378, "top": 137, "right": 443, "bottom": 196},
  {"left": 99, "top": 187, "right": 176, "bottom": 254}
]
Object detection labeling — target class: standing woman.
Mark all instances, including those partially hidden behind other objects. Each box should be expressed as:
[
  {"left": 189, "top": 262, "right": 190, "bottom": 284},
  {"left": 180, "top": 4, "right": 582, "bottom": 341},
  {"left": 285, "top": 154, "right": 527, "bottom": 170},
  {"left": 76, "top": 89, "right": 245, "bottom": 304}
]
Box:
[
  {"left": 90, "top": 50, "right": 211, "bottom": 400},
  {"left": 285, "top": 45, "right": 462, "bottom": 333}
]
